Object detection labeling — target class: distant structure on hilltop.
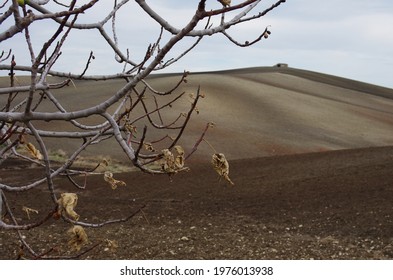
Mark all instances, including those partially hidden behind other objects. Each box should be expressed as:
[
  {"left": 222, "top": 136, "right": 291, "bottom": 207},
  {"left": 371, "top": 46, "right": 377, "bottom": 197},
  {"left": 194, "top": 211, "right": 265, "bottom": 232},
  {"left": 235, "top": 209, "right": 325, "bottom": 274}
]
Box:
[{"left": 274, "top": 63, "right": 288, "bottom": 68}]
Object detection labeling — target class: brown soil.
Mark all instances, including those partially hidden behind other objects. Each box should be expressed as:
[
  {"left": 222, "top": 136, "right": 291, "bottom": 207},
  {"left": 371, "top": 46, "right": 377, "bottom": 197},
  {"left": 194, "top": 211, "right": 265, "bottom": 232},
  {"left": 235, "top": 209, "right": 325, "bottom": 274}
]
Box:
[
  {"left": 1, "top": 146, "right": 393, "bottom": 260},
  {"left": 1, "top": 67, "right": 393, "bottom": 259}
]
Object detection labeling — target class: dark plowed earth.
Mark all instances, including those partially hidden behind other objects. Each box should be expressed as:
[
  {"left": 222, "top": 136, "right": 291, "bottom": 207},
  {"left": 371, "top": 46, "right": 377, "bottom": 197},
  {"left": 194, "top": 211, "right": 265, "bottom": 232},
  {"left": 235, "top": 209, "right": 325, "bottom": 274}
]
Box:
[{"left": 1, "top": 146, "right": 393, "bottom": 259}]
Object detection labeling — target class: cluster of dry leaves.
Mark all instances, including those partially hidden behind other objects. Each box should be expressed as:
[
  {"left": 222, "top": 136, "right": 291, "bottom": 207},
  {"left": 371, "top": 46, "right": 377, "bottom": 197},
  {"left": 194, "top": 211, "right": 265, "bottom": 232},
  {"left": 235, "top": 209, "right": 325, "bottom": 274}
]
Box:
[
  {"left": 52, "top": 192, "right": 119, "bottom": 252},
  {"left": 52, "top": 156, "right": 129, "bottom": 252},
  {"left": 54, "top": 193, "right": 88, "bottom": 251},
  {"left": 161, "top": 145, "right": 189, "bottom": 175},
  {"left": 156, "top": 141, "right": 234, "bottom": 186}
]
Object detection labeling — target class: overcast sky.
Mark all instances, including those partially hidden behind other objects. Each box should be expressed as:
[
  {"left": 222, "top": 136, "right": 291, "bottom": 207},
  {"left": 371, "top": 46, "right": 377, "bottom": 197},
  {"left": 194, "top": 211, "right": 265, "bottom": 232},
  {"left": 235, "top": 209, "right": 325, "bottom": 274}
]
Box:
[{"left": 1, "top": 0, "right": 393, "bottom": 88}]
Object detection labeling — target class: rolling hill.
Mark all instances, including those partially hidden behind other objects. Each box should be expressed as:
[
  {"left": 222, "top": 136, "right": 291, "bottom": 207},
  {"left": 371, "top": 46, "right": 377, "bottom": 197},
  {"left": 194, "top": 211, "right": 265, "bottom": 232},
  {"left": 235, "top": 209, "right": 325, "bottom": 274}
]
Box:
[
  {"left": 142, "top": 66, "right": 393, "bottom": 161},
  {"left": 1, "top": 66, "right": 393, "bottom": 162}
]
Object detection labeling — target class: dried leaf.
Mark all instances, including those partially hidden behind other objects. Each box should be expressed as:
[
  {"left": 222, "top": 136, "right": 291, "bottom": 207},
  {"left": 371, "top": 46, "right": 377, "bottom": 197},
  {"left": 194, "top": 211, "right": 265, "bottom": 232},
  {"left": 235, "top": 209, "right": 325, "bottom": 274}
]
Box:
[
  {"left": 124, "top": 119, "right": 137, "bottom": 134},
  {"left": 174, "top": 145, "right": 185, "bottom": 169},
  {"left": 67, "top": 225, "right": 88, "bottom": 251},
  {"left": 174, "top": 145, "right": 185, "bottom": 156},
  {"left": 161, "top": 146, "right": 189, "bottom": 174},
  {"left": 24, "top": 142, "right": 43, "bottom": 160},
  {"left": 22, "top": 206, "right": 38, "bottom": 220},
  {"left": 218, "top": 0, "right": 231, "bottom": 7},
  {"left": 144, "top": 142, "right": 156, "bottom": 152},
  {"left": 104, "top": 171, "right": 126, "bottom": 190},
  {"left": 161, "top": 149, "right": 176, "bottom": 173},
  {"left": 56, "top": 193, "right": 80, "bottom": 220},
  {"left": 211, "top": 153, "right": 234, "bottom": 185}
]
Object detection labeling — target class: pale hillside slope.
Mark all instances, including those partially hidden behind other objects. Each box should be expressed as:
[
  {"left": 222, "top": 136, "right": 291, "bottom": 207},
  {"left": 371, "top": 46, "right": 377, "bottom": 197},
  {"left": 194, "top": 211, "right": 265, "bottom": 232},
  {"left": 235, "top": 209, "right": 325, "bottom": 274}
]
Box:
[{"left": 1, "top": 67, "right": 392, "bottom": 162}]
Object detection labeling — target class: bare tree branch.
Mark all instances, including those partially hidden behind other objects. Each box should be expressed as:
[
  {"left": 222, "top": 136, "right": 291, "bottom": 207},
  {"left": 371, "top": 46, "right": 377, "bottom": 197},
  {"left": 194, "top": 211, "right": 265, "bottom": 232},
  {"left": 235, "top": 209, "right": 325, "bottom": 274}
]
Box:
[{"left": 0, "top": 0, "right": 287, "bottom": 258}]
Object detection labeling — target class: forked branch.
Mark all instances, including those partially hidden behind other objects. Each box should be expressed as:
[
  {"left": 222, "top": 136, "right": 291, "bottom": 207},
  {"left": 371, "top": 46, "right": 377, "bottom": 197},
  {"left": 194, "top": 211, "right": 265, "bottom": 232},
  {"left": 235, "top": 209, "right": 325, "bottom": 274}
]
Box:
[{"left": 0, "top": 0, "right": 286, "bottom": 258}]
